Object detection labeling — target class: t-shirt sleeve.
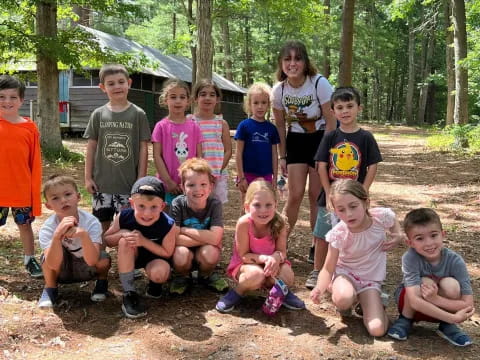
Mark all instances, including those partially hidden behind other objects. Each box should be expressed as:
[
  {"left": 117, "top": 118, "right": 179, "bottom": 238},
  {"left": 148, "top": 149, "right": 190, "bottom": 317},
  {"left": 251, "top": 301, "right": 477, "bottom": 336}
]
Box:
[
  {"left": 450, "top": 254, "right": 473, "bottom": 295},
  {"left": 83, "top": 109, "right": 99, "bottom": 139},
  {"left": 365, "top": 131, "right": 383, "bottom": 166},
  {"left": 271, "top": 82, "right": 284, "bottom": 110},
  {"left": 314, "top": 131, "right": 334, "bottom": 162},
  {"left": 316, "top": 76, "right": 334, "bottom": 105},
  {"left": 151, "top": 120, "right": 164, "bottom": 143},
  {"left": 86, "top": 215, "right": 103, "bottom": 244},
  {"left": 209, "top": 199, "right": 224, "bottom": 227},
  {"left": 370, "top": 207, "right": 395, "bottom": 229},
  {"left": 402, "top": 250, "right": 422, "bottom": 287},
  {"left": 234, "top": 120, "right": 246, "bottom": 141},
  {"left": 39, "top": 217, "right": 55, "bottom": 250},
  {"left": 138, "top": 110, "right": 151, "bottom": 141},
  {"left": 170, "top": 196, "right": 184, "bottom": 226},
  {"left": 325, "top": 223, "right": 347, "bottom": 249}
]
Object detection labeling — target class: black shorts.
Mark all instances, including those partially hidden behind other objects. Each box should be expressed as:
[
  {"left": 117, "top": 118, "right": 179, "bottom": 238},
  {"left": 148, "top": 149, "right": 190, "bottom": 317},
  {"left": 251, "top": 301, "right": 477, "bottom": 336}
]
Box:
[
  {"left": 286, "top": 130, "right": 324, "bottom": 168},
  {"left": 135, "top": 247, "right": 171, "bottom": 269}
]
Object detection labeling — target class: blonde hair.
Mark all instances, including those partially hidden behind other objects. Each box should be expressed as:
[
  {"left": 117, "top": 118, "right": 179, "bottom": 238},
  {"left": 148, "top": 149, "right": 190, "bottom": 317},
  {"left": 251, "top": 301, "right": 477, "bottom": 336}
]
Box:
[
  {"left": 43, "top": 175, "right": 78, "bottom": 199},
  {"left": 243, "top": 82, "right": 271, "bottom": 117},
  {"left": 159, "top": 78, "right": 191, "bottom": 108},
  {"left": 178, "top": 157, "right": 215, "bottom": 185},
  {"left": 329, "top": 179, "right": 369, "bottom": 213},
  {"left": 244, "top": 180, "right": 286, "bottom": 240}
]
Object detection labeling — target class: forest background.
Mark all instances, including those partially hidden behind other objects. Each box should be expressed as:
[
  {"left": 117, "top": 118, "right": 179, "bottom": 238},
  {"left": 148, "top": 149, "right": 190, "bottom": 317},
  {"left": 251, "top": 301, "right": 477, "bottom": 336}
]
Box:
[{"left": 1, "top": 0, "right": 480, "bottom": 153}]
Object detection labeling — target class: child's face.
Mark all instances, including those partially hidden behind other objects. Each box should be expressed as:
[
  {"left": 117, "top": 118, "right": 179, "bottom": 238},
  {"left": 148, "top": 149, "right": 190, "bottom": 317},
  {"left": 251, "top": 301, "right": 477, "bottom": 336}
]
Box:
[
  {"left": 166, "top": 86, "right": 189, "bottom": 117},
  {"left": 406, "top": 223, "right": 445, "bottom": 263},
  {"left": 245, "top": 190, "right": 276, "bottom": 225},
  {"left": 182, "top": 170, "right": 212, "bottom": 209},
  {"left": 281, "top": 49, "right": 305, "bottom": 80},
  {"left": 130, "top": 195, "right": 165, "bottom": 226},
  {"left": 196, "top": 86, "right": 219, "bottom": 113},
  {"left": 250, "top": 92, "right": 269, "bottom": 121},
  {"left": 332, "top": 99, "right": 361, "bottom": 128},
  {"left": 332, "top": 193, "right": 369, "bottom": 232},
  {"left": 45, "top": 184, "right": 80, "bottom": 218},
  {"left": 99, "top": 73, "right": 131, "bottom": 102},
  {"left": 0, "top": 88, "right": 24, "bottom": 119}
]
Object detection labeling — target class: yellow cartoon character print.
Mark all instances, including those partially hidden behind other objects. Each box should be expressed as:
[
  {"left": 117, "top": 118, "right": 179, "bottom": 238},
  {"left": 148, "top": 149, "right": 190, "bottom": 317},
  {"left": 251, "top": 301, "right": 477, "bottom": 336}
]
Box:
[{"left": 329, "top": 142, "right": 360, "bottom": 180}]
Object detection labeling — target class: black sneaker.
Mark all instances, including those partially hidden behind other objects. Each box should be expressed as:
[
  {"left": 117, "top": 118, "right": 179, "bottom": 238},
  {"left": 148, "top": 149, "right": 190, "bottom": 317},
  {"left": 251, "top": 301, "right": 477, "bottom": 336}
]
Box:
[
  {"left": 91, "top": 279, "right": 108, "bottom": 302},
  {"left": 122, "top": 291, "right": 147, "bottom": 319},
  {"left": 307, "top": 246, "right": 315, "bottom": 264},
  {"left": 145, "top": 281, "right": 163, "bottom": 299},
  {"left": 26, "top": 257, "right": 43, "bottom": 278}
]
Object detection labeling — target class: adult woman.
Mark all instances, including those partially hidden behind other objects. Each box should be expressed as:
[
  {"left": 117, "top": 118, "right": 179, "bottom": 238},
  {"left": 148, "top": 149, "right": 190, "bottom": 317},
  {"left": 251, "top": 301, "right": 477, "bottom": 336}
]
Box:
[{"left": 271, "top": 40, "right": 336, "bottom": 262}]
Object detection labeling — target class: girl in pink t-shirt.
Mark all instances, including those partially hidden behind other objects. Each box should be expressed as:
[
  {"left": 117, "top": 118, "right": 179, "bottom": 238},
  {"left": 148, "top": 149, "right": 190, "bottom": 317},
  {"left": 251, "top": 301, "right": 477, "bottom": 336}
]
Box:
[
  {"left": 310, "top": 179, "right": 404, "bottom": 337},
  {"left": 216, "top": 180, "right": 304, "bottom": 313},
  {"left": 152, "top": 79, "right": 203, "bottom": 205}
]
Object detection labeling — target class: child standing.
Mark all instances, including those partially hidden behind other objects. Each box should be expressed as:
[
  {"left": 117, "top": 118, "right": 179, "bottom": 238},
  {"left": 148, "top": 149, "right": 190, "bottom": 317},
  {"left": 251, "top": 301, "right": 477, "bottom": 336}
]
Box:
[
  {"left": 170, "top": 158, "right": 228, "bottom": 294},
  {"left": 152, "top": 79, "right": 203, "bottom": 205},
  {"left": 190, "top": 79, "right": 232, "bottom": 204},
  {"left": 0, "top": 75, "right": 42, "bottom": 278},
  {"left": 234, "top": 83, "right": 280, "bottom": 205},
  {"left": 216, "top": 180, "right": 305, "bottom": 313},
  {"left": 306, "top": 87, "right": 382, "bottom": 290},
  {"left": 388, "top": 208, "right": 474, "bottom": 347},
  {"left": 104, "top": 176, "right": 179, "bottom": 319},
  {"left": 310, "top": 179, "right": 403, "bottom": 337},
  {"left": 84, "top": 64, "right": 151, "bottom": 234},
  {"left": 38, "top": 175, "right": 111, "bottom": 308}
]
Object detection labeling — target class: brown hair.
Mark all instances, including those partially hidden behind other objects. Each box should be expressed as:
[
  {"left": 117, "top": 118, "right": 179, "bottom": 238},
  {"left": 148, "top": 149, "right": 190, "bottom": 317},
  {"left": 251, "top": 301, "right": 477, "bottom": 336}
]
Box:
[
  {"left": 99, "top": 64, "right": 129, "bottom": 84},
  {"left": 42, "top": 175, "right": 78, "bottom": 199},
  {"left": 275, "top": 40, "right": 317, "bottom": 82},
  {"left": 403, "top": 208, "right": 443, "bottom": 234},
  {"left": 329, "top": 179, "right": 369, "bottom": 212},
  {"left": 159, "top": 78, "right": 191, "bottom": 108},
  {"left": 178, "top": 157, "right": 215, "bottom": 185},
  {"left": 0, "top": 75, "right": 25, "bottom": 99},
  {"left": 192, "top": 78, "right": 223, "bottom": 115},
  {"left": 244, "top": 180, "right": 286, "bottom": 240},
  {"left": 243, "top": 82, "right": 271, "bottom": 117}
]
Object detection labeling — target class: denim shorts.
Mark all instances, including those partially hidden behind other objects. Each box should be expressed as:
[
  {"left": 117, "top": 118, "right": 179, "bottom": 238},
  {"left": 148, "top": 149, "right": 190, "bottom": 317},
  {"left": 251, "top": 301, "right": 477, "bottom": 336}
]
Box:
[{"left": 313, "top": 206, "right": 333, "bottom": 239}]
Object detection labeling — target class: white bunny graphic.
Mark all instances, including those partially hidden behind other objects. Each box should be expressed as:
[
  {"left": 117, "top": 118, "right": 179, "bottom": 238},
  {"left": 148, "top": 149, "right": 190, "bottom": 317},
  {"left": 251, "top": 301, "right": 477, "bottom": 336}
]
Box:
[{"left": 173, "top": 132, "right": 189, "bottom": 163}]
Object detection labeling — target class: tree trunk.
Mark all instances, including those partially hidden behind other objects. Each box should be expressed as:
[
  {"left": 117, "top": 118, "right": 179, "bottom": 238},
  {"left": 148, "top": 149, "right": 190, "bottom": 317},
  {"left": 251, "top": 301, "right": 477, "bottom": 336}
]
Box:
[
  {"left": 36, "top": 0, "right": 62, "bottom": 151},
  {"left": 187, "top": 0, "right": 196, "bottom": 86},
  {"left": 451, "top": 0, "right": 468, "bottom": 125},
  {"left": 405, "top": 22, "right": 415, "bottom": 125},
  {"left": 221, "top": 18, "right": 233, "bottom": 81},
  {"left": 444, "top": 0, "right": 455, "bottom": 125},
  {"left": 323, "top": 0, "right": 331, "bottom": 78},
  {"left": 244, "top": 17, "right": 252, "bottom": 86},
  {"left": 417, "top": 21, "right": 435, "bottom": 125},
  {"left": 338, "top": 0, "right": 355, "bottom": 86},
  {"left": 72, "top": 5, "right": 91, "bottom": 26},
  {"left": 196, "top": 0, "right": 213, "bottom": 82}
]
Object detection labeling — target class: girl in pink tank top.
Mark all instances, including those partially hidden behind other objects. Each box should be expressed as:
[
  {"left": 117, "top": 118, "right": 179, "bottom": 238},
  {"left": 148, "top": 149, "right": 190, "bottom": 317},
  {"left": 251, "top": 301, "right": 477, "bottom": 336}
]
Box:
[{"left": 216, "top": 180, "right": 305, "bottom": 314}]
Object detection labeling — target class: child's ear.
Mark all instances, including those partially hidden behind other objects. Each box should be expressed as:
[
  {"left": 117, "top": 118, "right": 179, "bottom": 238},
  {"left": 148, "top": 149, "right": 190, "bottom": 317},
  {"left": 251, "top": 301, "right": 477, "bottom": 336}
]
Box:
[
  {"left": 160, "top": 201, "right": 167, "bottom": 212},
  {"left": 45, "top": 201, "right": 52, "bottom": 210},
  {"left": 99, "top": 83, "right": 106, "bottom": 93},
  {"left": 358, "top": 104, "right": 363, "bottom": 112},
  {"left": 128, "top": 197, "right": 134, "bottom": 207},
  {"left": 127, "top": 78, "right": 132, "bottom": 88}
]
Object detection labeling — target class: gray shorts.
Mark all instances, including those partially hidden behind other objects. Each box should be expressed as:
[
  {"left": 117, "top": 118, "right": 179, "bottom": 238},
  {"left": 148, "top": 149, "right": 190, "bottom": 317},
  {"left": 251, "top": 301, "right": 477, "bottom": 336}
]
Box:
[
  {"left": 313, "top": 206, "right": 333, "bottom": 239},
  {"left": 42, "top": 248, "right": 110, "bottom": 284}
]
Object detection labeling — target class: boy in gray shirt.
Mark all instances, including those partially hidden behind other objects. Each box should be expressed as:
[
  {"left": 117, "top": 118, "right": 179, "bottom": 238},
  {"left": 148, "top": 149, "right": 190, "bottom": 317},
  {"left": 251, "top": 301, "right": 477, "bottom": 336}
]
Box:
[{"left": 388, "top": 208, "right": 474, "bottom": 347}]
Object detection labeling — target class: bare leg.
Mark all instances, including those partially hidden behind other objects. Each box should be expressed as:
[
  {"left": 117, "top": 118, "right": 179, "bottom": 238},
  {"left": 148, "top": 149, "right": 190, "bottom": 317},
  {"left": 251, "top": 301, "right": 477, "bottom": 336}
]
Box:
[
  {"left": 359, "top": 289, "right": 389, "bottom": 337},
  {"left": 17, "top": 223, "right": 34, "bottom": 256}
]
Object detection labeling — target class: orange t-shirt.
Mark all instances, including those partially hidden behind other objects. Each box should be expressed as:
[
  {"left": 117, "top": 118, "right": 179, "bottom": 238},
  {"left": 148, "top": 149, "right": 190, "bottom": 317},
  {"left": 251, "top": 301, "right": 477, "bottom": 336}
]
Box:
[{"left": 0, "top": 117, "right": 42, "bottom": 216}]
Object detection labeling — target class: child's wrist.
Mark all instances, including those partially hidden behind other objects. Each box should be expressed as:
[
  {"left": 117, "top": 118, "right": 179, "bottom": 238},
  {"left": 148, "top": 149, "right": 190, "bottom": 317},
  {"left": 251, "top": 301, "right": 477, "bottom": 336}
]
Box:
[{"left": 235, "top": 176, "right": 246, "bottom": 185}]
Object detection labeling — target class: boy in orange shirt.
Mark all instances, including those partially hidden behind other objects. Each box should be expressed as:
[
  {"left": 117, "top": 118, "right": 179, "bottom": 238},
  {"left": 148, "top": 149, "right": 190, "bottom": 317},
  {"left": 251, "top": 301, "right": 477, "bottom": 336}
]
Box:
[{"left": 0, "top": 75, "right": 42, "bottom": 278}]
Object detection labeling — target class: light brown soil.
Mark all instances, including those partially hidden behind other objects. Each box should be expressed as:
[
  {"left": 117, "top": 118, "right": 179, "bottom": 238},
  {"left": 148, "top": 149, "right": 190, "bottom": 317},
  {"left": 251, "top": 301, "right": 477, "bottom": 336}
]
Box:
[{"left": 1, "top": 125, "right": 479, "bottom": 360}]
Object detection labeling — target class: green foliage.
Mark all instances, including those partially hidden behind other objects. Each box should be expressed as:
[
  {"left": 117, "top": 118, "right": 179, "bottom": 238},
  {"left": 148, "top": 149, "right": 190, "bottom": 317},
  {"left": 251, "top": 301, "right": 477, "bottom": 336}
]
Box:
[
  {"left": 426, "top": 124, "right": 480, "bottom": 152},
  {"left": 42, "top": 146, "right": 84, "bottom": 167}
]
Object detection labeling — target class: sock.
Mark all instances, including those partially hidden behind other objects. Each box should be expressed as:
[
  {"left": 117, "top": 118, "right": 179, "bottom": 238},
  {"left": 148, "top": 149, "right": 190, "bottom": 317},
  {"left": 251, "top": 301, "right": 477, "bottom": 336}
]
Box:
[
  {"left": 45, "top": 287, "right": 58, "bottom": 300},
  {"left": 24, "top": 255, "right": 33, "bottom": 266},
  {"left": 119, "top": 271, "right": 136, "bottom": 293}
]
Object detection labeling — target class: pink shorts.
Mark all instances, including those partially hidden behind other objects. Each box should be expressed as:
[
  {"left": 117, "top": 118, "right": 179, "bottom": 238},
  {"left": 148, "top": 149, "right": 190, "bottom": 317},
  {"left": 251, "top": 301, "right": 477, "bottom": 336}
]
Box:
[
  {"left": 244, "top": 173, "right": 273, "bottom": 185},
  {"left": 333, "top": 268, "right": 382, "bottom": 294},
  {"left": 228, "top": 259, "right": 292, "bottom": 281}
]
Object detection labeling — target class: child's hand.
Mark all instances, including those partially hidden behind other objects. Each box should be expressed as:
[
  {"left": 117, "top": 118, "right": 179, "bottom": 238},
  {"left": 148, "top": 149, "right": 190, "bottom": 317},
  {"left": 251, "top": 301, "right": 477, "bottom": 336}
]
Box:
[
  {"left": 420, "top": 281, "right": 438, "bottom": 301},
  {"left": 237, "top": 178, "right": 248, "bottom": 193},
  {"left": 382, "top": 231, "right": 405, "bottom": 251},
  {"left": 56, "top": 216, "right": 78, "bottom": 239},
  {"left": 122, "top": 230, "right": 145, "bottom": 248},
  {"left": 85, "top": 178, "right": 98, "bottom": 194},
  {"left": 453, "top": 306, "right": 475, "bottom": 324},
  {"left": 310, "top": 286, "right": 324, "bottom": 304},
  {"left": 241, "top": 255, "right": 257, "bottom": 264},
  {"left": 165, "top": 179, "right": 181, "bottom": 194},
  {"left": 263, "top": 255, "right": 279, "bottom": 277}
]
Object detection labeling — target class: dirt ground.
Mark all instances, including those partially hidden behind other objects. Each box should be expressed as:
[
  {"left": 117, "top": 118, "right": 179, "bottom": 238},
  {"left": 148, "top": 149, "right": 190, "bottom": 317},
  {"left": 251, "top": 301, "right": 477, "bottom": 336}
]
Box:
[{"left": 1, "top": 125, "right": 480, "bottom": 360}]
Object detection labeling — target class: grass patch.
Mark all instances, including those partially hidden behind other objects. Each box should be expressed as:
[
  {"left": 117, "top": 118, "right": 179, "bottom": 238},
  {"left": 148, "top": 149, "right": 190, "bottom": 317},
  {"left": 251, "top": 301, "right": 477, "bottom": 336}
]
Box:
[
  {"left": 78, "top": 185, "right": 92, "bottom": 208},
  {"left": 42, "top": 146, "right": 84, "bottom": 167},
  {"left": 426, "top": 124, "right": 480, "bottom": 153}
]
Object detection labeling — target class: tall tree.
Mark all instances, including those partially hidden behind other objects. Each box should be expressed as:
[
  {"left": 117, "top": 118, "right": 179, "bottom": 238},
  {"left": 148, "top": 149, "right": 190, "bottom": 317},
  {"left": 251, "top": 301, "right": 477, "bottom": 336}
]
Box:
[
  {"left": 444, "top": 0, "right": 455, "bottom": 125},
  {"left": 323, "top": 0, "right": 331, "bottom": 78},
  {"left": 417, "top": 16, "right": 436, "bottom": 125},
  {"left": 405, "top": 21, "right": 416, "bottom": 125},
  {"left": 338, "top": 0, "right": 356, "bottom": 86},
  {"left": 196, "top": 0, "right": 213, "bottom": 82},
  {"left": 451, "top": 0, "right": 468, "bottom": 124}
]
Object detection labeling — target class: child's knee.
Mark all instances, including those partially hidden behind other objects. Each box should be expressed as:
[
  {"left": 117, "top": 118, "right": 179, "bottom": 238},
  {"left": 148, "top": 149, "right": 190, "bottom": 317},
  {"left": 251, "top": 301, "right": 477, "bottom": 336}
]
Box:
[
  {"left": 173, "top": 247, "right": 193, "bottom": 267},
  {"left": 240, "top": 267, "right": 265, "bottom": 288},
  {"left": 149, "top": 265, "right": 170, "bottom": 283},
  {"left": 365, "top": 317, "right": 387, "bottom": 337},
  {"left": 196, "top": 246, "right": 220, "bottom": 267},
  {"left": 421, "top": 277, "right": 436, "bottom": 286},
  {"left": 438, "top": 277, "right": 461, "bottom": 299},
  {"left": 278, "top": 264, "right": 294, "bottom": 286}
]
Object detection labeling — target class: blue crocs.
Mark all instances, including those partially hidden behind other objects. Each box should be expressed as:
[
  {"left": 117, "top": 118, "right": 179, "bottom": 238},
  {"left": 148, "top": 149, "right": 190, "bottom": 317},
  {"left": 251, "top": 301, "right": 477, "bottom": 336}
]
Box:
[
  {"left": 387, "top": 315, "right": 413, "bottom": 341},
  {"left": 437, "top": 322, "right": 472, "bottom": 347},
  {"left": 216, "top": 289, "right": 242, "bottom": 313},
  {"left": 282, "top": 291, "right": 306, "bottom": 310}
]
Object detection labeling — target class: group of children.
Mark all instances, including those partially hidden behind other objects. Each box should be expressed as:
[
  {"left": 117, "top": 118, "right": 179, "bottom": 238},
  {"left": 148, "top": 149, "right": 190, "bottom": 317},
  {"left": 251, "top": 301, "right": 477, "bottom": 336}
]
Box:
[{"left": 0, "top": 63, "right": 474, "bottom": 347}]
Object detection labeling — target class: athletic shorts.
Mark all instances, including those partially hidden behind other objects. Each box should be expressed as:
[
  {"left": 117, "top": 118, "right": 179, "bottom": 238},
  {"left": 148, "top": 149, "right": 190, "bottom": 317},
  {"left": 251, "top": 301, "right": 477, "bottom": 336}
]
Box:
[
  {"left": 41, "top": 248, "right": 110, "bottom": 284},
  {"left": 244, "top": 173, "right": 273, "bottom": 185},
  {"left": 92, "top": 192, "right": 130, "bottom": 222},
  {"left": 0, "top": 207, "right": 35, "bottom": 226},
  {"left": 395, "top": 285, "right": 440, "bottom": 323},
  {"left": 135, "top": 247, "right": 172, "bottom": 270},
  {"left": 286, "top": 130, "right": 324, "bottom": 168},
  {"left": 333, "top": 268, "right": 382, "bottom": 295}
]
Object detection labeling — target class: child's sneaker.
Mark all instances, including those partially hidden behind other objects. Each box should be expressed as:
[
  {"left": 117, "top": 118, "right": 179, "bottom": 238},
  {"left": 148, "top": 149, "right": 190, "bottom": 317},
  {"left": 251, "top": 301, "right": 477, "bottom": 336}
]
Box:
[
  {"left": 122, "top": 291, "right": 147, "bottom": 319},
  {"left": 436, "top": 322, "right": 472, "bottom": 347},
  {"left": 90, "top": 279, "right": 108, "bottom": 302},
  {"left": 305, "top": 270, "right": 319, "bottom": 289},
  {"left": 282, "top": 291, "right": 306, "bottom": 310},
  {"left": 145, "top": 281, "right": 163, "bottom": 299},
  {"left": 387, "top": 315, "right": 413, "bottom": 341},
  {"left": 216, "top": 289, "right": 242, "bottom": 313},
  {"left": 200, "top": 272, "right": 229, "bottom": 292},
  {"left": 262, "top": 278, "right": 288, "bottom": 316},
  {"left": 26, "top": 257, "right": 43, "bottom": 278},
  {"left": 169, "top": 276, "right": 191, "bottom": 295},
  {"left": 38, "top": 287, "right": 58, "bottom": 308},
  {"left": 133, "top": 268, "right": 143, "bottom": 279}
]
